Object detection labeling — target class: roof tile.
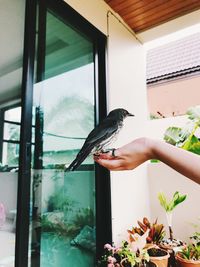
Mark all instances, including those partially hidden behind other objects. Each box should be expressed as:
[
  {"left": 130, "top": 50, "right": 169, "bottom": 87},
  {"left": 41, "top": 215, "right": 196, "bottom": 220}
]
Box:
[{"left": 146, "top": 32, "right": 200, "bottom": 84}]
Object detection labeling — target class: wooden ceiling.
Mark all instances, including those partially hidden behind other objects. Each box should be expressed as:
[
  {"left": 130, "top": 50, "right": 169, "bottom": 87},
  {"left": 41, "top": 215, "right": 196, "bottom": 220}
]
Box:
[{"left": 104, "top": 0, "right": 200, "bottom": 33}]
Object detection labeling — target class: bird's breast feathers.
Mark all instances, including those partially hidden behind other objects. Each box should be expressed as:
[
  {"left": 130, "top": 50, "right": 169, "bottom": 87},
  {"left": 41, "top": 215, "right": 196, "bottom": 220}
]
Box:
[{"left": 91, "top": 124, "right": 122, "bottom": 154}]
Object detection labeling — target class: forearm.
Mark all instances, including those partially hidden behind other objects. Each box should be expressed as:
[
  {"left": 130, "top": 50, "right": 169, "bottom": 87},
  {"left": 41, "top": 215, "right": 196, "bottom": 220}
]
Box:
[
  {"left": 94, "top": 137, "right": 200, "bottom": 184},
  {"left": 149, "top": 139, "right": 200, "bottom": 184}
]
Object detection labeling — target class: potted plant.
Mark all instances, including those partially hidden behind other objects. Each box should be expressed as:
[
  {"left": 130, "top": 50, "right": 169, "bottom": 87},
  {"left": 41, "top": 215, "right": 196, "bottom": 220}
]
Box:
[
  {"left": 176, "top": 231, "right": 200, "bottom": 267},
  {"left": 176, "top": 243, "right": 200, "bottom": 267},
  {"left": 128, "top": 226, "right": 169, "bottom": 267},
  {"left": 147, "top": 247, "right": 169, "bottom": 267},
  {"left": 127, "top": 217, "right": 166, "bottom": 246},
  {"left": 97, "top": 230, "right": 155, "bottom": 267},
  {"left": 158, "top": 191, "right": 186, "bottom": 243},
  {"left": 163, "top": 105, "right": 200, "bottom": 155},
  {"left": 127, "top": 218, "right": 169, "bottom": 267},
  {"left": 158, "top": 191, "right": 187, "bottom": 266}
]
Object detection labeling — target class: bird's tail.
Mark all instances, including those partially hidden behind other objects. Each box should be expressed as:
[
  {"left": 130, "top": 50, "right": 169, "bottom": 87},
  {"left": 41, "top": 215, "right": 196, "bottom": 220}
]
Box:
[{"left": 65, "top": 148, "right": 92, "bottom": 172}]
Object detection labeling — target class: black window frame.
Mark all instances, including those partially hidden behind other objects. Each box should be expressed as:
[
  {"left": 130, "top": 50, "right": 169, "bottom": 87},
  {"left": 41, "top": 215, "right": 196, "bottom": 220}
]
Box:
[
  {"left": 0, "top": 104, "right": 36, "bottom": 171},
  {"left": 15, "top": 1, "right": 112, "bottom": 267},
  {"left": 0, "top": 104, "right": 21, "bottom": 169}
]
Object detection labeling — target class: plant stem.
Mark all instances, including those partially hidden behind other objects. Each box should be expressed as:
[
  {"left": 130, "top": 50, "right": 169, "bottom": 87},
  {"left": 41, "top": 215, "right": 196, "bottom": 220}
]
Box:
[
  {"left": 166, "top": 212, "right": 174, "bottom": 240},
  {"left": 120, "top": 257, "right": 128, "bottom": 267},
  {"left": 169, "top": 226, "right": 173, "bottom": 240}
]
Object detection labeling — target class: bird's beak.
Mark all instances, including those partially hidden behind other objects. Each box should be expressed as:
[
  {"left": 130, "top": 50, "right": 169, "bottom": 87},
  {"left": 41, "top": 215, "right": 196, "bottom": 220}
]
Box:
[{"left": 128, "top": 112, "right": 134, "bottom": 117}]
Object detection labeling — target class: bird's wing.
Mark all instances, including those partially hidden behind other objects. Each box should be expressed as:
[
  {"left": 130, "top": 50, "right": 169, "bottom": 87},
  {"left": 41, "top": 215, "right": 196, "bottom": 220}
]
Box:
[
  {"left": 66, "top": 119, "right": 119, "bottom": 171},
  {"left": 84, "top": 118, "right": 119, "bottom": 146}
]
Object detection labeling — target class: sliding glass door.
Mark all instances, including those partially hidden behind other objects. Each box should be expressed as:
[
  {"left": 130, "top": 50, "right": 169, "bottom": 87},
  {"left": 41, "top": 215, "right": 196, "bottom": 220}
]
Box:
[
  {"left": 29, "top": 5, "right": 96, "bottom": 267},
  {"left": 15, "top": 1, "right": 110, "bottom": 267}
]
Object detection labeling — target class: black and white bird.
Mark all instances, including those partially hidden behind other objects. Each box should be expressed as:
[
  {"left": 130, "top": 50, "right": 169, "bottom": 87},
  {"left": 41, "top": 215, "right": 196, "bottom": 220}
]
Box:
[{"left": 65, "top": 108, "right": 134, "bottom": 171}]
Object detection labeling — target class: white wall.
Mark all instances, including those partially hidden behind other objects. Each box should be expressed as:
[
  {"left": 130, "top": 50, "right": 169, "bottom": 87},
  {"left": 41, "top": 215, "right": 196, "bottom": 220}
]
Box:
[
  {"left": 146, "top": 115, "right": 188, "bottom": 141},
  {"left": 148, "top": 163, "right": 200, "bottom": 242},
  {"left": 107, "top": 13, "right": 150, "bottom": 244},
  {"left": 146, "top": 116, "right": 200, "bottom": 242},
  {"left": 0, "top": 173, "right": 18, "bottom": 218},
  {"left": 64, "top": 0, "right": 150, "bottom": 244}
]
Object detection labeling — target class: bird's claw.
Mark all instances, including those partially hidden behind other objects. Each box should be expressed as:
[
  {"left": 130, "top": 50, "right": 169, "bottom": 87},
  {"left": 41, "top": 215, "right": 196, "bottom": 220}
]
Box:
[
  {"left": 93, "top": 148, "right": 116, "bottom": 158},
  {"left": 101, "top": 148, "right": 116, "bottom": 157}
]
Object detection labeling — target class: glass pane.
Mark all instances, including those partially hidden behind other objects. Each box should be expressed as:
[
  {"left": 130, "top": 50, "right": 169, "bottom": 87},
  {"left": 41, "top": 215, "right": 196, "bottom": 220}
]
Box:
[
  {"left": 2, "top": 142, "right": 19, "bottom": 167},
  {"left": 0, "top": 0, "right": 25, "bottom": 266},
  {"left": 4, "top": 107, "right": 22, "bottom": 123},
  {"left": 3, "top": 122, "right": 20, "bottom": 141},
  {"left": 28, "top": 9, "right": 96, "bottom": 267}
]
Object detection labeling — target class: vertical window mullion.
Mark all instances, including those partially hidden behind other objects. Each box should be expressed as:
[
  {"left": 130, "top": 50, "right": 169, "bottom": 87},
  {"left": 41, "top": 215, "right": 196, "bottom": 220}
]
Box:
[
  {"left": 15, "top": 0, "right": 37, "bottom": 266},
  {"left": 0, "top": 110, "right": 5, "bottom": 163}
]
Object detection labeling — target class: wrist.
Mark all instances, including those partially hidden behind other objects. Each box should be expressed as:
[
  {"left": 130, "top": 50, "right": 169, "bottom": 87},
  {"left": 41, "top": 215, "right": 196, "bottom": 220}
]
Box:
[{"left": 144, "top": 137, "right": 157, "bottom": 160}]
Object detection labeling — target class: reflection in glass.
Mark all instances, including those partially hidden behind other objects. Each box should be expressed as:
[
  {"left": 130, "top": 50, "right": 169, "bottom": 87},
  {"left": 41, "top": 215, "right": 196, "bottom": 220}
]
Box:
[
  {"left": 5, "top": 107, "right": 22, "bottom": 123},
  {"left": 3, "top": 122, "right": 20, "bottom": 142},
  {"left": 28, "top": 8, "right": 96, "bottom": 267},
  {"left": 2, "top": 142, "right": 19, "bottom": 167}
]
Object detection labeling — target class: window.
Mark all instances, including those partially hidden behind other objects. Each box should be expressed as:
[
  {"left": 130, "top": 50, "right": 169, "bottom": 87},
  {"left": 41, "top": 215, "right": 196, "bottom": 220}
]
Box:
[{"left": 0, "top": 106, "right": 21, "bottom": 168}]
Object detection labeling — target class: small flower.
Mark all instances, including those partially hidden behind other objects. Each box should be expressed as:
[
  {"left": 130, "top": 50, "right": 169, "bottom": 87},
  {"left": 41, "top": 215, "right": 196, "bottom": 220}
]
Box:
[
  {"left": 114, "top": 247, "right": 120, "bottom": 253},
  {"left": 104, "top": 243, "right": 114, "bottom": 251},
  {"left": 107, "top": 256, "right": 116, "bottom": 263},
  {"left": 130, "top": 229, "right": 149, "bottom": 252},
  {"left": 99, "top": 241, "right": 148, "bottom": 267}
]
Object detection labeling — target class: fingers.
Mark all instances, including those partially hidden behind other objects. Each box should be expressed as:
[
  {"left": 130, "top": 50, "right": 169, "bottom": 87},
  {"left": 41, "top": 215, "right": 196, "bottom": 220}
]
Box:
[
  {"left": 96, "top": 159, "right": 120, "bottom": 170},
  {"left": 94, "top": 148, "right": 120, "bottom": 160},
  {"left": 94, "top": 157, "right": 122, "bottom": 171},
  {"left": 93, "top": 148, "right": 129, "bottom": 171}
]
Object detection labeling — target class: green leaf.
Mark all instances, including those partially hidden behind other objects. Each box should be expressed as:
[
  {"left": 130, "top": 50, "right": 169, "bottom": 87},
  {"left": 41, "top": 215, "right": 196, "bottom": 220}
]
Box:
[
  {"left": 187, "top": 105, "right": 200, "bottom": 123},
  {"left": 163, "top": 127, "right": 184, "bottom": 145},
  {"left": 182, "top": 134, "right": 199, "bottom": 150},
  {"left": 150, "top": 159, "right": 160, "bottom": 163},
  {"left": 163, "top": 106, "right": 200, "bottom": 155},
  {"left": 158, "top": 192, "right": 187, "bottom": 212},
  {"left": 158, "top": 193, "right": 169, "bottom": 211},
  {"left": 188, "top": 141, "right": 200, "bottom": 155},
  {"left": 173, "top": 191, "right": 179, "bottom": 200},
  {"left": 173, "top": 194, "right": 187, "bottom": 208}
]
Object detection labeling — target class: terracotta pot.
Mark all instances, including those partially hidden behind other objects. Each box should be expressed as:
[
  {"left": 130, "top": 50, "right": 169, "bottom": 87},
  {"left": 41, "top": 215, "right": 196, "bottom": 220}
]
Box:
[
  {"left": 176, "top": 253, "right": 200, "bottom": 267},
  {"left": 159, "top": 244, "right": 185, "bottom": 267},
  {"left": 120, "top": 261, "right": 157, "bottom": 267},
  {"left": 148, "top": 248, "right": 170, "bottom": 267},
  {"left": 139, "top": 262, "right": 158, "bottom": 267},
  {"left": 159, "top": 239, "right": 186, "bottom": 252},
  {"left": 145, "top": 261, "right": 158, "bottom": 267}
]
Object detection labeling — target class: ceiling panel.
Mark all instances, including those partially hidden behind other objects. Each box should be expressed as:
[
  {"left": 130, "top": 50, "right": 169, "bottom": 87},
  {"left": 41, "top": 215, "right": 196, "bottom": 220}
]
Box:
[{"left": 105, "top": 0, "right": 200, "bottom": 32}]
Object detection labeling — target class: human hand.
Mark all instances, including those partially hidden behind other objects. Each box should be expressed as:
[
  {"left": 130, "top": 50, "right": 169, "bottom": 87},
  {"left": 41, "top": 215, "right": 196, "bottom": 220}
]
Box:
[{"left": 94, "top": 137, "right": 153, "bottom": 171}]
